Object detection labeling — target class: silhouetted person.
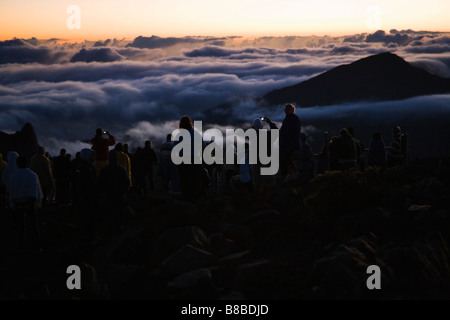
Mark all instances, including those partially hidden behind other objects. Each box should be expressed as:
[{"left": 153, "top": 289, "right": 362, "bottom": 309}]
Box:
[
  {"left": 72, "top": 149, "right": 98, "bottom": 241},
  {"left": 114, "top": 143, "right": 132, "bottom": 186},
  {"left": 367, "top": 132, "right": 387, "bottom": 171},
  {"left": 53, "top": 148, "right": 71, "bottom": 205},
  {"left": 0, "top": 153, "right": 8, "bottom": 210},
  {"left": 123, "top": 143, "right": 132, "bottom": 158},
  {"left": 237, "top": 142, "right": 252, "bottom": 191},
  {"left": 296, "top": 133, "right": 314, "bottom": 180},
  {"left": 174, "top": 115, "right": 204, "bottom": 200},
  {"left": 70, "top": 152, "right": 82, "bottom": 205},
  {"left": 251, "top": 117, "right": 278, "bottom": 206},
  {"left": 30, "top": 146, "right": 54, "bottom": 207},
  {"left": 9, "top": 156, "right": 43, "bottom": 252},
  {"left": 336, "top": 128, "right": 357, "bottom": 171},
  {"left": 91, "top": 128, "right": 116, "bottom": 175},
  {"left": 328, "top": 136, "right": 339, "bottom": 171},
  {"left": 160, "top": 134, "right": 180, "bottom": 194},
  {"left": 140, "top": 140, "right": 158, "bottom": 195},
  {"left": 2, "top": 151, "right": 19, "bottom": 197},
  {"left": 99, "top": 150, "right": 130, "bottom": 237},
  {"left": 388, "top": 126, "right": 403, "bottom": 168},
  {"left": 347, "top": 127, "right": 365, "bottom": 171},
  {"left": 279, "top": 104, "right": 302, "bottom": 180}
]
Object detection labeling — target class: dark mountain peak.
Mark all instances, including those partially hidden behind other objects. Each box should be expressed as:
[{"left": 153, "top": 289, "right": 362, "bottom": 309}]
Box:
[
  {"left": 355, "top": 51, "right": 406, "bottom": 65},
  {"left": 263, "top": 52, "right": 450, "bottom": 107}
]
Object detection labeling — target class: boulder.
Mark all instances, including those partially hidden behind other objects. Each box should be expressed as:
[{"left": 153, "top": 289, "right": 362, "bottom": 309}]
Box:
[
  {"left": 162, "top": 244, "right": 212, "bottom": 275},
  {"left": 167, "top": 268, "right": 220, "bottom": 299},
  {"left": 152, "top": 226, "right": 209, "bottom": 264}
]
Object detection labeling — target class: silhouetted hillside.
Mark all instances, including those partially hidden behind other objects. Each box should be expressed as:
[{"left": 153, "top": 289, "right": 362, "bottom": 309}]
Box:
[
  {"left": 0, "top": 122, "right": 39, "bottom": 159},
  {"left": 263, "top": 52, "right": 450, "bottom": 107}
]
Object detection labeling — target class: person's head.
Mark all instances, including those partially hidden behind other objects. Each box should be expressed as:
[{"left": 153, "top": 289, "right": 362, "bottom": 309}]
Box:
[
  {"left": 96, "top": 128, "right": 103, "bottom": 136},
  {"left": 109, "top": 150, "right": 118, "bottom": 164},
  {"left": 284, "top": 103, "right": 295, "bottom": 115},
  {"left": 347, "top": 127, "right": 354, "bottom": 137},
  {"left": 38, "top": 146, "right": 45, "bottom": 155},
  {"left": 373, "top": 132, "right": 382, "bottom": 140},
  {"left": 16, "top": 156, "right": 28, "bottom": 169},
  {"left": 7, "top": 151, "right": 19, "bottom": 163},
  {"left": 80, "top": 148, "right": 95, "bottom": 164},
  {"left": 60, "top": 148, "right": 66, "bottom": 156},
  {"left": 66, "top": 153, "right": 71, "bottom": 160},
  {"left": 392, "top": 126, "right": 401, "bottom": 136},
  {"left": 179, "top": 115, "right": 194, "bottom": 130},
  {"left": 340, "top": 128, "right": 350, "bottom": 137},
  {"left": 145, "top": 140, "right": 152, "bottom": 148},
  {"left": 252, "top": 118, "right": 263, "bottom": 130},
  {"left": 166, "top": 133, "right": 172, "bottom": 141},
  {"left": 115, "top": 143, "right": 123, "bottom": 152},
  {"left": 123, "top": 143, "right": 129, "bottom": 152},
  {"left": 75, "top": 152, "right": 81, "bottom": 160}
]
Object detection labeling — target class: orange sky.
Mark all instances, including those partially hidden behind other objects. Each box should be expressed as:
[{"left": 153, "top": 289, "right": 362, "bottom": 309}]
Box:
[{"left": 1, "top": 0, "right": 449, "bottom": 41}]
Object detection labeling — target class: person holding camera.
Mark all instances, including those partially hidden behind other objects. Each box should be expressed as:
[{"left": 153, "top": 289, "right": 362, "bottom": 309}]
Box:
[{"left": 91, "top": 128, "right": 116, "bottom": 175}]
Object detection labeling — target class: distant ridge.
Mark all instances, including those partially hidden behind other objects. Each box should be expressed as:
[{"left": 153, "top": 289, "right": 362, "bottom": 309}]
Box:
[
  {"left": 263, "top": 52, "right": 450, "bottom": 107},
  {"left": 0, "top": 123, "right": 39, "bottom": 159}
]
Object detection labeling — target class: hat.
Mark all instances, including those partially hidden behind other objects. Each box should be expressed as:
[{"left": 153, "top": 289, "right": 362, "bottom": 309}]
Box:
[{"left": 253, "top": 118, "right": 263, "bottom": 130}]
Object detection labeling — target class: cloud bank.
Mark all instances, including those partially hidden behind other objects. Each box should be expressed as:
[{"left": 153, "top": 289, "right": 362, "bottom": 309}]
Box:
[{"left": 1, "top": 31, "right": 450, "bottom": 157}]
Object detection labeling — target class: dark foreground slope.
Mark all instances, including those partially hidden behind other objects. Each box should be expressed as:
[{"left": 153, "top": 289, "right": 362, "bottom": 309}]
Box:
[
  {"left": 1, "top": 157, "right": 450, "bottom": 300},
  {"left": 263, "top": 52, "right": 450, "bottom": 107}
]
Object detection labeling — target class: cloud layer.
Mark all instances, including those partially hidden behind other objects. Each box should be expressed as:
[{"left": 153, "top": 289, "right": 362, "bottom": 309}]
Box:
[{"left": 1, "top": 31, "right": 450, "bottom": 157}]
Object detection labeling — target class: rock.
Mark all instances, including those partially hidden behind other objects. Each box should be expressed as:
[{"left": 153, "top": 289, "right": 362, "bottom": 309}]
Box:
[
  {"left": 104, "top": 264, "right": 139, "bottom": 293},
  {"left": 221, "top": 225, "right": 254, "bottom": 251},
  {"left": 209, "top": 233, "right": 239, "bottom": 257},
  {"left": 416, "top": 177, "right": 446, "bottom": 202},
  {"left": 77, "top": 263, "right": 110, "bottom": 299},
  {"left": 201, "top": 196, "right": 233, "bottom": 215},
  {"left": 309, "top": 251, "right": 359, "bottom": 298},
  {"left": 167, "top": 268, "right": 219, "bottom": 299},
  {"left": 219, "top": 291, "right": 246, "bottom": 300},
  {"left": 158, "top": 199, "right": 199, "bottom": 216},
  {"left": 162, "top": 244, "right": 212, "bottom": 275},
  {"left": 152, "top": 226, "right": 209, "bottom": 263},
  {"left": 235, "top": 259, "right": 274, "bottom": 297},
  {"left": 218, "top": 251, "right": 251, "bottom": 264},
  {"left": 334, "top": 207, "right": 391, "bottom": 238},
  {"left": 409, "top": 204, "right": 432, "bottom": 222},
  {"left": 106, "top": 266, "right": 169, "bottom": 299}
]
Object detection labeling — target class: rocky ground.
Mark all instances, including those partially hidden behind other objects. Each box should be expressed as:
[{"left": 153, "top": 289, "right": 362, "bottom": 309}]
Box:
[{"left": 1, "top": 156, "right": 450, "bottom": 300}]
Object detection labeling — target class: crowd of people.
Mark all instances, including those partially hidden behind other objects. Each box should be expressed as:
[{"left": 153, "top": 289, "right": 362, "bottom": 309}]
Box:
[{"left": 0, "top": 104, "right": 410, "bottom": 251}]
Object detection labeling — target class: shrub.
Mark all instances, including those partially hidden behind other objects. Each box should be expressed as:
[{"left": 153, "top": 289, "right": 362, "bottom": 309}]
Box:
[{"left": 304, "top": 168, "right": 383, "bottom": 215}]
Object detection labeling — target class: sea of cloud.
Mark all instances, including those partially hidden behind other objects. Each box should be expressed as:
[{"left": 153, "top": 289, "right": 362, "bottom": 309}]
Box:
[{"left": 1, "top": 30, "right": 450, "bottom": 157}]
